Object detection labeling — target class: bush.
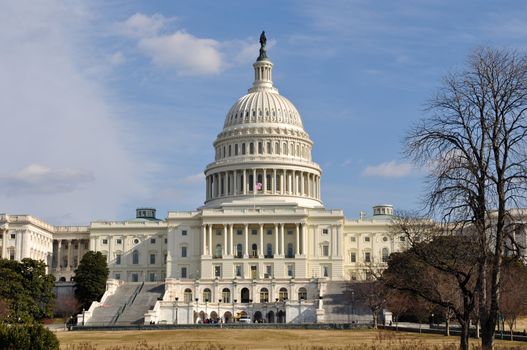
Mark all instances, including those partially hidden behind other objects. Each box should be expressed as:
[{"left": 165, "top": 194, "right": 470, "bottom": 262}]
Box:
[{"left": 0, "top": 323, "right": 59, "bottom": 350}]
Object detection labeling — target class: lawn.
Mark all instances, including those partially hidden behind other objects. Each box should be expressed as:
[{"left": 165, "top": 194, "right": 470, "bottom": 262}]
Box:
[{"left": 57, "top": 328, "right": 527, "bottom": 350}]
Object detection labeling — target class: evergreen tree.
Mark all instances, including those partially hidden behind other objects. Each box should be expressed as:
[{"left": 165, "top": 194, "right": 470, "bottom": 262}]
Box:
[{"left": 74, "top": 251, "right": 109, "bottom": 309}]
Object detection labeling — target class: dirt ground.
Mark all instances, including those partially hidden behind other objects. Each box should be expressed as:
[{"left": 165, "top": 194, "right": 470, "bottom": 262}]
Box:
[{"left": 56, "top": 328, "right": 527, "bottom": 350}]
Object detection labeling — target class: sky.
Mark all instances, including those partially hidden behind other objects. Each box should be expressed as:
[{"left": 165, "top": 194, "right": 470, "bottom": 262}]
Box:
[{"left": 1, "top": 0, "right": 527, "bottom": 225}]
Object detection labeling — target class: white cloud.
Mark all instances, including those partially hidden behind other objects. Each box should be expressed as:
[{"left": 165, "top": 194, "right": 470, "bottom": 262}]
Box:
[
  {"left": 115, "top": 13, "right": 173, "bottom": 39},
  {"left": 139, "top": 31, "right": 223, "bottom": 75},
  {"left": 115, "top": 13, "right": 261, "bottom": 76},
  {"left": 178, "top": 173, "right": 205, "bottom": 185},
  {"left": 0, "top": 1, "right": 148, "bottom": 224},
  {"left": 362, "top": 161, "right": 413, "bottom": 178},
  {"left": 1, "top": 164, "right": 95, "bottom": 196},
  {"left": 109, "top": 51, "right": 125, "bottom": 65}
]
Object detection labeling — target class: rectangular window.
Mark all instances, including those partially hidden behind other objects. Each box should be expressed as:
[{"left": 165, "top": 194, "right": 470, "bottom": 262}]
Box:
[
  {"left": 102, "top": 239, "right": 108, "bottom": 244},
  {"left": 181, "top": 267, "right": 187, "bottom": 278},
  {"left": 116, "top": 254, "right": 121, "bottom": 265},
  {"left": 322, "top": 229, "right": 328, "bottom": 235},
  {"left": 235, "top": 144, "right": 238, "bottom": 155},
  {"left": 364, "top": 252, "right": 371, "bottom": 263},
  {"left": 323, "top": 266, "right": 329, "bottom": 277},
  {"left": 164, "top": 254, "right": 167, "bottom": 264},
  {"left": 236, "top": 230, "right": 242, "bottom": 236},
  {"left": 214, "top": 265, "right": 221, "bottom": 278},
  {"left": 287, "top": 230, "right": 293, "bottom": 235},
  {"left": 265, "top": 265, "right": 272, "bottom": 278},
  {"left": 400, "top": 236, "right": 406, "bottom": 242},
  {"left": 181, "top": 246, "right": 187, "bottom": 257},
  {"left": 267, "top": 229, "right": 272, "bottom": 235},
  {"left": 10, "top": 234, "right": 15, "bottom": 239},
  {"left": 131, "top": 273, "right": 139, "bottom": 282},
  {"left": 242, "top": 143, "right": 246, "bottom": 155},
  {"left": 287, "top": 264, "right": 294, "bottom": 277},
  {"left": 364, "top": 236, "right": 370, "bottom": 242},
  {"left": 251, "top": 229, "right": 257, "bottom": 235},
  {"left": 149, "top": 273, "right": 155, "bottom": 282},
  {"left": 116, "top": 239, "right": 122, "bottom": 244},
  {"left": 235, "top": 265, "right": 242, "bottom": 277},
  {"left": 350, "top": 237, "right": 356, "bottom": 242},
  {"left": 322, "top": 245, "right": 329, "bottom": 257},
  {"left": 350, "top": 253, "right": 356, "bottom": 263},
  {"left": 150, "top": 254, "right": 156, "bottom": 264},
  {"left": 216, "top": 230, "right": 222, "bottom": 236},
  {"left": 165, "top": 238, "right": 168, "bottom": 244},
  {"left": 115, "top": 273, "right": 120, "bottom": 280},
  {"left": 182, "top": 230, "right": 187, "bottom": 236},
  {"left": 150, "top": 238, "right": 156, "bottom": 244}
]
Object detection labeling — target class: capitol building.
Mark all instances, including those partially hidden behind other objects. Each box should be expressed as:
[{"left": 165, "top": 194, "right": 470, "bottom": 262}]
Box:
[{"left": 0, "top": 37, "right": 406, "bottom": 324}]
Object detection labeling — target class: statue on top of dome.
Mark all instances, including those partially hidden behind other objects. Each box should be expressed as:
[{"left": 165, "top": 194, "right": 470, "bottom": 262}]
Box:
[{"left": 257, "top": 31, "right": 268, "bottom": 61}]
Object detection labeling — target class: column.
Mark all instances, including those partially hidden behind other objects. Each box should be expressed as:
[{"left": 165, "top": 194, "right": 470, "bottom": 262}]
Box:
[
  {"left": 67, "top": 240, "right": 72, "bottom": 268},
  {"left": 275, "top": 224, "right": 279, "bottom": 257},
  {"left": 229, "top": 224, "right": 234, "bottom": 256},
  {"left": 202, "top": 225, "right": 207, "bottom": 256},
  {"left": 233, "top": 171, "right": 237, "bottom": 196},
  {"left": 243, "top": 170, "right": 247, "bottom": 195},
  {"left": 307, "top": 174, "right": 311, "bottom": 197},
  {"left": 252, "top": 169, "right": 257, "bottom": 195},
  {"left": 263, "top": 169, "right": 267, "bottom": 193},
  {"left": 1, "top": 229, "right": 7, "bottom": 259},
  {"left": 280, "top": 171, "right": 285, "bottom": 195},
  {"left": 108, "top": 237, "right": 113, "bottom": 264},
  {"left": 280, "top": 224, "right": 285, "bottom": 256},
  {"left": 273, "top": 169, "right": 277, "bottom": 194},
  {"left": 244, "top": 224, "right": 249, "bottom": 257},
  {"left": 89, "top": 237, "right": 95, "bottom": 251},
  {"left": 206, "top": 176, "right": 210, "bottom": 200},
  {"left": 223, "top": 225, "right": 228, "bottom": 256},
  {"left": 296, "top": 224, "right": 300, "bottom": 256},
  {"left": 301, "top": 224, "right": 307, "bottom": 256},
  {"left": 222, "top": 173, "right": 226, "bottom": 196},
  {"left": 259, "top": 224, "right": 264, "bottom": 257},
  {"left": 288, "top": 171, "right": 292, "bottom": 194},
  {"left": 76, "top": 241, "right": 81, "bottom": 266},
  {"left": 57, "top": 240, "right": 62, "bottom": 268},
  {"left": 300, "top": 173, "right": 304, "bottom": 196},
  {"left": 208, "top": 225, "right": 213, "bottom": 256}
]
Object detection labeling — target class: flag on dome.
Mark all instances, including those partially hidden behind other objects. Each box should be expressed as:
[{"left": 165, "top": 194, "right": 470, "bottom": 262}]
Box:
[{"left": 255, "top": 182, "right": 263, "bottom": 190}]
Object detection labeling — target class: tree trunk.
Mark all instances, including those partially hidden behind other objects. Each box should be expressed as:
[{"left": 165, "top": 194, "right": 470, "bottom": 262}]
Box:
[
  {"left": 372, "top": 313, "right": 378, "bottom": 329},
  {"left": 445, "top": 317, "right": 450, "bottom": 336},
  {"left": 476, "top": 321, "right": 480, "bottom": 339},
  {"left": 460, "top": 320, "right": 470, "bottom": 350}
]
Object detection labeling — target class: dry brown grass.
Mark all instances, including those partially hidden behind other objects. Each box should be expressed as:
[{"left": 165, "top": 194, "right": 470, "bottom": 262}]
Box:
[{"left": 57, "top": 329, "right": 527, "bottom": 350}]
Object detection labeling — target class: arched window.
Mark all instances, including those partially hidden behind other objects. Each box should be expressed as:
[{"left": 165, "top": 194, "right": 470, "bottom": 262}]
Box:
[
  {"left": 184, "top": 288, "right": 192, "bottom": 303},
  {"left": 236, "top": 243, "right": 243, "bottom": 258},
  {"left": 382, "top": 248, "right": 390, "bottom": 262},
  {"left": 241, "top": 288, "right": 250, "bottom": 303},
  {"left": 250, "top": 142, "right": 254, "bottom": 154},
  {"left": 275, "top": 142, "right": 280, "bottom": 154},
  {"left": 132, "top": 250, "right": 139, "bottom": 264},
  {"left": 260, "top": 288, "right": 269, "bottom": 303},
  {"left": 279, "top": 287, "right": 288, "bottom": 301},
  {"left": 222, "top": 288, "right": 230, "bottom": 303},
  {"left": 203, "top": 288, "right": 211, "bottom": 302},
  {"left": 266, "top": 243, "right": 273, "bottom": 257},
  {"left": 215, "top": 244, "right": 222, "bottom": 258},
  {"left": 287, "top": 243, "right": 294, "bottom": 258},
  {"left": 242, "top": 143, "right": 246, "bottom": 155},
  {"left": 298, "top": 287, "right": 307, "bottom": 301},
  {"left": 251, "top": 243, "right": 257, "bottom": 257}
]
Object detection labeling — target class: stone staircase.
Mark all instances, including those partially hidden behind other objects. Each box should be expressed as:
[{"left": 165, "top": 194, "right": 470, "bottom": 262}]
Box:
[
  {"left": 85, "top": 282, "right": 164, "bottom": 326},
  {"left": 323, "top": 281, "right": 371, "bottom": 323}
]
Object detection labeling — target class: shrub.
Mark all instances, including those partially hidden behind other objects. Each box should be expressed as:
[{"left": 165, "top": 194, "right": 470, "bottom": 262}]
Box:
[{"left": 0, "top": 323, "right": 59, "bottom": 350}]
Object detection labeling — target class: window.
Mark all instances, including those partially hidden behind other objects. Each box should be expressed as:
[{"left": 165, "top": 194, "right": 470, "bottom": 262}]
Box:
[
  {"left": 236, "top": 244, "right": 243, "bottom": 258},
  {"left": 258, "top": 142, "right": 263, "bottom": 154},
  {"left": 184, "top": 288, "right": 192, "bottom": 303},
  {"left": 102, "top": 239, "right": 108, "bottom": 245},
  {"left": 382, "top": 248, "right": 390, "bottom": 262},
  {"left": 181, "top": 267, "right": 187, "bottom": 278},
  {"left": 222, "top": 288, "right": 231, "bottom": 303},
  {"left": 235, "top": 144, "right": 238, "bottom": 155},
  {"left": 116, "top": 239, "right": 122, "bottom": 244},
  {"left": 266, "top": 243, "right": 273, "bottom": 257},
  {"left": 242, "top": 143, "right": 246, "bottom": 155},
  {"left": 203, "top": 288, "right": 211, "bottom": 302},
  {"left": 350, "top": 237, "right": 356, "bottom": 242},
  {"left": 383, "top": 236, "right": 388, "bottom": 242},
  {"left": 181, "top": 246, "right": 187, "bottom": 257},
  {"left": 150, "top": 238, "right": 156, "bottom": 244},
  {"left": 149, "top": 273, "right": 155, "bottom": 282},
  {"left": 132, "top": 273, "right": 139, "bottom": 282},
  {"left": 250, "top": 142, "right": 254, "bottom": 154},
  {"left": 364, "top": 236, "right": 370, "bottom": 242},
  {"left": 236, "top": 229, "right": 243, "bottom": 236},
  {"left": 323, "top": 266, "right": 329, "bottom": 277},
  {"left": 287, "top": 230, "right": 293, "bottom": 235},
  {"left": 267, "top": 229, "right": 272, "bottom": 235},
  {"left": 216, "top": 230, "right": 222, "bottom": 236},
  {"left": 164, "top": 254, "right": 167, "bottom": 264},
  {"left": 260, "top": 288, "right": 269, "bottom": 303},
  {"left": 235, "top": 265, "right": 242, "bottom": 277},
  {"left": 115, "top": 273, "right": 120, "bottom": 280},
  {"left": 10, "top": 233, "right": 15, "bottom": 239},
  {"left": 265, "top": 264, "right": 272, "bottom": 278},
  {"left": 251, "top": 229, "right": 257, "bottom": 235},
  {"left": 287, "top": 264, "right": 294, "bottom": 277},
  {"left": 279, "top": 288, "right": 288, "bottom": 301},
  {"left": 322, "top": 244, "right": 329, "bottom": 257},
  {"left": 364, "top": 252, "right": 371, "bottom": 263},
  {"left": 132, "top": 250, "right": 139, "bottom": 264},
  {"left": 182, "top": 230, "right": 188, "bottom": 236},
  {"left": 400, "top": 236, "right": 406, "bottom": 242},
  {"left": 298, "top": 287, "right": 307, "bottom": 301},
  {"left": 251, "top": 244, "right": 257, "bottom": 257},
  {"left": 350, "top": 252, "right": 356, "bottom": 263},
  {"left": 322, "top": 229, "right": 329, "bottom": 235},
  {"left": 214, "top": 265, "right": 221, "bottom": 278},
  {"left": 133, "top": 238, "right": 139, "bottom": 244},
  {"left": 164, "top": 238, "right": 168, "bottom": 244},
  {"left": 287, "top": 243, "right": 294, "bottom": 258},
  {"left": 215, "top": 244, "right": 222, "bottom": 258},
  {"left": 150, "top": 254, "right": 156, "bottom": 264},
  {"left": 116, "top": 254, "right": 121, "bottom": 265}
]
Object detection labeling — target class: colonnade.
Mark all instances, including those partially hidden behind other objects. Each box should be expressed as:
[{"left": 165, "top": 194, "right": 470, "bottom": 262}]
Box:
[
  {"left": 200, "top": 223, "right": 306, "bottom": 259},
  {"left": 205, "top": 169, "right": 320, "bottom": 201},
  {"left": 52, "top": 239, "right": 89, "bottom": 271}
]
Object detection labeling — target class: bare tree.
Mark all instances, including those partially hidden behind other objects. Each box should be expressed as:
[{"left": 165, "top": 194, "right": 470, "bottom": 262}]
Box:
[
  {"left": 353, "top": 280, "right": 386, "bottom": 329},
  {"left": 405, "top": 47, "right": 527, "bottom": 350}
]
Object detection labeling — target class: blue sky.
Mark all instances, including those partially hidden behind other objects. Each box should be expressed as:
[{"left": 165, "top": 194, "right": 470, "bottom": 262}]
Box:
[{"left": 1, "top": 0, "right": 527, "bottom": 224}]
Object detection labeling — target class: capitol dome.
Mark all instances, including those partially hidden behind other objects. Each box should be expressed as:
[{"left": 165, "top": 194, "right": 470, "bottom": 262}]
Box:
[{"left": 203, "top": 33, "right": 323, "bottom": 209}]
